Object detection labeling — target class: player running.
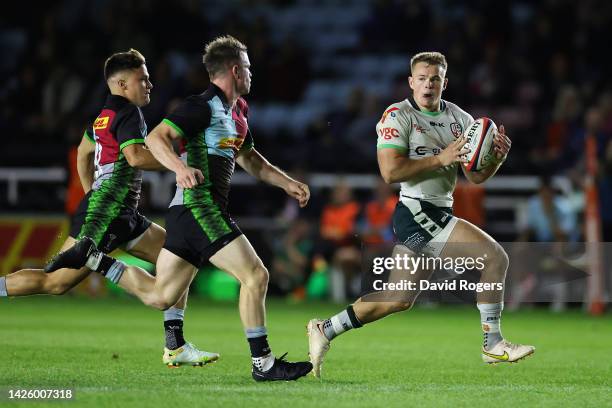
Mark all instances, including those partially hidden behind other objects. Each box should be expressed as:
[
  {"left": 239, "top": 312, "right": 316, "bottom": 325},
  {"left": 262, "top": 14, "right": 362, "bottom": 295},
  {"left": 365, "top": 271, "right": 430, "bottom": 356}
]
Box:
[
  {"left": 45, "top": 36, "right": 313, "bottom": 382},
  {"left": 307, "top": 52, "right": 535, "bottom": 378},
  {"left": 0, "top": 49, "right": 218, "bottom": 367}
]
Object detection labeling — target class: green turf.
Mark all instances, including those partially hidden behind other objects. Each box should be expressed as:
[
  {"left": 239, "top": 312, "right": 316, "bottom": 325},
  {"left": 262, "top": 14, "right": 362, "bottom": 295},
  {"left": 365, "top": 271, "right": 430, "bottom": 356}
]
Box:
[{"left": 0, "top": 296, "right": 610, "bottom": 407}]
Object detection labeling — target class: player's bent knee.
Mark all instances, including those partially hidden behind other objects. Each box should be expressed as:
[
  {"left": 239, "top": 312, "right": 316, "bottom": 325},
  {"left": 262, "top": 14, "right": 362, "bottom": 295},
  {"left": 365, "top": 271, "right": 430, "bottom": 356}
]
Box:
[
  {"left": 387, "top": 300, "right": 414, "bottom": 314},
  {"left": 45, "top": 280, "right": 73, "bottom": 296},
  {"left": 241, "top": 262, "right": 269, "bottom": 293},
  {"left": 39, "top": 272, "right": 80, "bottom": 295},
  {"left": 482, "top": 244, "right": 509, "bottom": 281},
  {"left": 499, "top": 246, "right": 509, "bottom": 271},
  {"left": 145, "top": 295, "right": 175, "bottom": 311},
  {"left": 493, "top": 244, "right": 509, "bottom": 271},
  {"left": 138, "top": 287, "right": 180, "bottom": 310}
]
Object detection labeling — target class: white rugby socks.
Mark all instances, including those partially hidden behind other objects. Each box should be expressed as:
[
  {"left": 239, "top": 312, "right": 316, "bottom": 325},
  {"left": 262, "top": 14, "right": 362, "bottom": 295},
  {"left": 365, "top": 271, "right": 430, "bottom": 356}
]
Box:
[
  {"left": 322, "top": 305, "right": 363, "bottom": 341},
  {"left": 478, "top": 302, "right": 504, "bottom": 350},
  {"left": 0, "top": 276, "right": 7, "bottom": 296}
]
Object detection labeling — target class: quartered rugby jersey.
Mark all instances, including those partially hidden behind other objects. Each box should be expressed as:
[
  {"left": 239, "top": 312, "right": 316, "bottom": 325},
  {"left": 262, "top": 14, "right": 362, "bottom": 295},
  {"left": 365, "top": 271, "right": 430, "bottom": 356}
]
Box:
[
  {"left": 84, "top": 94, "right": 147, "bottom": 210},
  {"left": 162, "top": 83, "right": 253, "bottom": 211},
  {"left": 376, "top": 96, "right": 474, "bottom": 207}
]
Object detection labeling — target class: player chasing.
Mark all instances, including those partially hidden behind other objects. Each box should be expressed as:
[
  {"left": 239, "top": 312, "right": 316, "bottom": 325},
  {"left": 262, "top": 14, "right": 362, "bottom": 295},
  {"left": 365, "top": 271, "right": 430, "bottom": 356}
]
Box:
[
  {"left": 307, "top": 52, "right": 535, "bottom": 378},
  {"left": 44, "top": 36, "right": 313, "bottom": 382},
  {"left": 0, "top": 49, "right": 218, "bottom": 367}
]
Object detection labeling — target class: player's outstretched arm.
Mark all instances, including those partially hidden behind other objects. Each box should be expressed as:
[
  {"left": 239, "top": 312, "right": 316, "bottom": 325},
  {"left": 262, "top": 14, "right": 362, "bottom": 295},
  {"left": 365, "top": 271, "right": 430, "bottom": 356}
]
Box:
[
  {"left": 462, "top": 124, "right": 511, "bottom": 184},
  {"left": 122, "top": 143, "right": 166, "bottom": 171},
  {"left": 236, "top": 148, "right": 310, "bottom": 207},
  {"left": 145, "top": 122, "right": 204, "bottom": 189},
  {"left": 378, "top": 137, "right": 469, "bottom": 184},
  {"left": 76, "top": 135, "right": 95, "bottom": 193}
]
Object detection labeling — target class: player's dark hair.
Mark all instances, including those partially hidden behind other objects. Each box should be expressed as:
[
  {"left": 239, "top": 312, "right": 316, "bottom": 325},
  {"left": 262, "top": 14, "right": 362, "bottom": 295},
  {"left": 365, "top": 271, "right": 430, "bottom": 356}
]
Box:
[
  {"left": 203, "top": 35, "right": 247, "bottom": 78},
  {"left": 104, "top": 49, "right": 146, "bottom": 81},
  {"left": 410, "top": 51, "right": 448, "bottom": 73}
]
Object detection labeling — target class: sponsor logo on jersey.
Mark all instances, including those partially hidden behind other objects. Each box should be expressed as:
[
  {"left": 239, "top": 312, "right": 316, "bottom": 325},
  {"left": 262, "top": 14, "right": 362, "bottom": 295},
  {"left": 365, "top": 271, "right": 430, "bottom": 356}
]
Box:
[
  {"left": 380, "top": 107, "right": 399, "bottom": 124},
  {"left": 411, "top": 146, "right": 442, "bottom": 156},
  {"left": 411, "top": 123, "right": 427, "bottom": 133},
  {"left": 430, "top": 121, "right": 445, "bottom": 128},
  {"left": 218, "top": 137, "right": 244, "bottom": 150},
  {"left": 93, "top": 116, "right": 110, "bottom": 130},
  {"left": 415, "top": 146, "right": 428, "bottom": 155},
  {"left": 450, "top": 122, "right": 463, "bottom": 138},
  {"left": 378, "top": 127, "right": 400, "bottom": 139}
]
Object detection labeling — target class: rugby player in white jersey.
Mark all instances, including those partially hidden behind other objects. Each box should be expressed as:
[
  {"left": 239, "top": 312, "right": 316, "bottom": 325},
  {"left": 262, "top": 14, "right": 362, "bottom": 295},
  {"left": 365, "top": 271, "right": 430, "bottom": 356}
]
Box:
[{"left": 307, "top": 52, "right": 535, "bottom": 378}]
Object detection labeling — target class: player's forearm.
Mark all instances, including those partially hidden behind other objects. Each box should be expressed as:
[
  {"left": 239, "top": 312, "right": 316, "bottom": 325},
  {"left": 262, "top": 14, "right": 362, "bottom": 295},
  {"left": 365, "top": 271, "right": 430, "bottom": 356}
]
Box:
[
  {"left": 127, "top": 146, "right": 166, "bottom": 171},
  {"left": 145, "top": 133, "right": 187, "bottom": 174},
  {"left": 380, "top": 155, "right": 443, "bottom": 184},
  {"left": 240, "top": 150, "right": 293, "bottom": 189},
  {"left": 260, "top": 162, "right": 294, "bottom": 189},
  {"left": 76, "top": 153, "right": 94, "bottom": 193}
]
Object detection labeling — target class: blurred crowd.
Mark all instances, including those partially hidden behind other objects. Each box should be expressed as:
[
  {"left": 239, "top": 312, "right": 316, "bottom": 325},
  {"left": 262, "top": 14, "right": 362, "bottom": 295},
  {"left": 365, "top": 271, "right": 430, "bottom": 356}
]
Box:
[
  {"left": 2, "top": 0, "right": 612, "bottom": 302},
  {"left": 2, "top": 0, "right": 612, "bottom": 173}
]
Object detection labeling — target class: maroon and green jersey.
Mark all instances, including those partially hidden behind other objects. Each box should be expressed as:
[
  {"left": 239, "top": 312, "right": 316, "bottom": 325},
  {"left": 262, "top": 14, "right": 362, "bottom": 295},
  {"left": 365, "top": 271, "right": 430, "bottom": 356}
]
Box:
[
  {"left": 161, "top": 84, "right": 253, "bottom": 243},
  {"left": 163, "top": 84, "right": 253, "bottom": 212},
  {"left": 78, "top": 94, "right": 147, "bottom": 243},
  {"left": 85, "top": 94, "right": 147, "bottom": 211}
]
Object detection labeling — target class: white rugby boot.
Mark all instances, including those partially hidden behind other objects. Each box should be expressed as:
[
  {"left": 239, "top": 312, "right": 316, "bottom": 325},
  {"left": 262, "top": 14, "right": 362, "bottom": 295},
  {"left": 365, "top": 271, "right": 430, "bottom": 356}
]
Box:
[
  {"left": 307, "top": 319, "right": 330, "bottom": 378},
  {"left": 163, "top": 342, "right": 220, "bottom": 367},
  {"left": 482, "top": 339, "right": 535, "bottom": 364}
]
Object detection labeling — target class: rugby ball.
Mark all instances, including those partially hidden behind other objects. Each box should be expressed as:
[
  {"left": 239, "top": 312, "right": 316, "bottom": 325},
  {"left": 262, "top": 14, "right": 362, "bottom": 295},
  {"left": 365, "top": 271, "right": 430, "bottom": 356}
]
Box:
[{"left": 463, "top": 117, "right": 497, "bottom": 171}]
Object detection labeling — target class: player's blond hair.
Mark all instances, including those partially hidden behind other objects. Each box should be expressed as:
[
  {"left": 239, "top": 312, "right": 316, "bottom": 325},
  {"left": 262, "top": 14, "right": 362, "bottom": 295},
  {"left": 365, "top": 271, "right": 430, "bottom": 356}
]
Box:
[
  {"left": 203, "top": 35, "right": 248, "bottom": 78},
  {"left": 410, "top": 52, "right": 448, "bottom": 73}
]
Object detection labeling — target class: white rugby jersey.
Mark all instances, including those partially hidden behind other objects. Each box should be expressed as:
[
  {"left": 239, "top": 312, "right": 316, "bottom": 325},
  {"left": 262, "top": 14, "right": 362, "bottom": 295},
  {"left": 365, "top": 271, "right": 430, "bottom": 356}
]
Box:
[{"left": 376, "top": 97, "right": 474, "bottom": 207}]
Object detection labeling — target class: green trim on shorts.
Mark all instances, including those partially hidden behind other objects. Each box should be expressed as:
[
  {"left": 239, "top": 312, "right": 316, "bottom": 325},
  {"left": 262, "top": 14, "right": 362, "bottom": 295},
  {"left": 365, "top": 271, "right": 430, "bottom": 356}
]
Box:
[
  {"left": 163, "top": 119, "right": 185, "bottom": 137},
  {"left": 119, "top": 138, "right": 145, "bottom": 151}
]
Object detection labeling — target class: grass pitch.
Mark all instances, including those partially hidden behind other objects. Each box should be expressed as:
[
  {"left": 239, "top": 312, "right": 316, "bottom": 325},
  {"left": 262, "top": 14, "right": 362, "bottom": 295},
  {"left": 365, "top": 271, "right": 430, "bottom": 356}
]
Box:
[{"left": 1, "top": 296, "right": 610, "bottom": 407}]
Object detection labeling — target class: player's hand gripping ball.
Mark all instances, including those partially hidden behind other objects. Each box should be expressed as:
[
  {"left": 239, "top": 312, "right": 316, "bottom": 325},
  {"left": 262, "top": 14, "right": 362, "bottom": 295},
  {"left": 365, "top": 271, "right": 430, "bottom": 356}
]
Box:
[{"left": 462, "top": 117, "right": 498, "bottom": 171}]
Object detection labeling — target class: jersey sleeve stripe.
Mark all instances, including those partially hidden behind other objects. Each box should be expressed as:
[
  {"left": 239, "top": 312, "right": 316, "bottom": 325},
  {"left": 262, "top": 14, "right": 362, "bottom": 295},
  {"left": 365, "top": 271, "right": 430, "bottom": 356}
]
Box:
[
  {"left": 119, "top": 138, "right": 145, "bottom": 151},
  {"left": 84, "top": 130, "right": 95, "bottom": 143},
  {"left": 162, "top": 118, "right": 185, "bottom": 137},
  {"left": 241, "top": 141, "right": 254, "bottom": 152},
  {"left": 377, "top": 144, "right": 407, "bottom": 151}
]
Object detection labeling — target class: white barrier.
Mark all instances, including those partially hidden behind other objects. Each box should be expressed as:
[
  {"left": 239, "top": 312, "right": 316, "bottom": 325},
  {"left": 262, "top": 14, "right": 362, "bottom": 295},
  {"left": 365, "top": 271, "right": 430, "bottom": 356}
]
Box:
[{"left": 0, "top": 167, "right": 570, "bottom": 212}]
